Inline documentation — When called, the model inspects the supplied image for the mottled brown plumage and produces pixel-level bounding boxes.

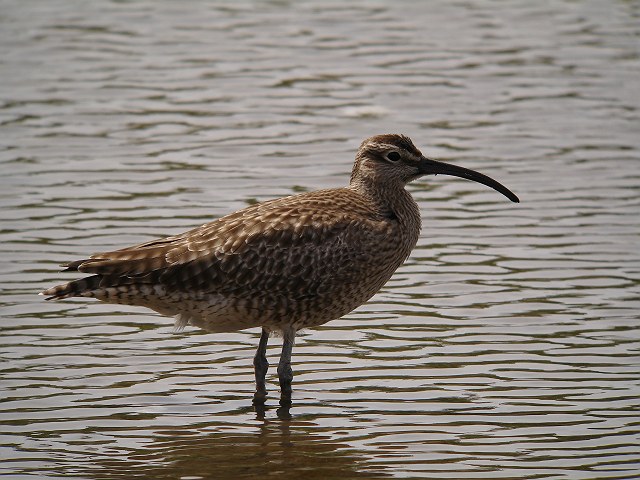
[42,134,519,405]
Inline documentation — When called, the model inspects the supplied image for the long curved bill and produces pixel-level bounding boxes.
[419,157,519,203]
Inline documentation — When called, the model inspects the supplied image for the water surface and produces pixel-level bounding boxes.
[1,1,639,478]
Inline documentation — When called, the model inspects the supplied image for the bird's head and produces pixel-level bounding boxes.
[350,134,519,203]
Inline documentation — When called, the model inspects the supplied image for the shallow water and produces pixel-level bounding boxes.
[1,1,640,478]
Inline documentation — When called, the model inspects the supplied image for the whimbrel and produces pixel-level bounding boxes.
[42,134,519,406]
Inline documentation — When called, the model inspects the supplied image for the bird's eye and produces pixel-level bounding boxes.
[386,151,401,162]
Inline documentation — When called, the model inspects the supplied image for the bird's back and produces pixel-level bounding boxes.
[43,186,420,332]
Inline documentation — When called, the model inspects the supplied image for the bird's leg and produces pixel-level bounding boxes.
[252,328,269,405]
[277,326,296,406]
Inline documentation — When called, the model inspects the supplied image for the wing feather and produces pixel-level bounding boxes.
[61,189,392,299]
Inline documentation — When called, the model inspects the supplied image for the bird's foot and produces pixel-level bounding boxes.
[277,391,292,419]
[252,388,267,405]
[279,389,292,407]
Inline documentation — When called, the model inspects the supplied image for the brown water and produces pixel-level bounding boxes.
[2,1,640,478]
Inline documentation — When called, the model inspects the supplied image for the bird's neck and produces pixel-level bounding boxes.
[349,176,421,230]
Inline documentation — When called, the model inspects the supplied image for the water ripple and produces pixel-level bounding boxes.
[2,0,640,478]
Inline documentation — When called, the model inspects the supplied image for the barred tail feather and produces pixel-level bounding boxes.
[40,275,103,301]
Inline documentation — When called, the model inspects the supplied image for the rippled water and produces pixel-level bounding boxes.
[2,1,640,478]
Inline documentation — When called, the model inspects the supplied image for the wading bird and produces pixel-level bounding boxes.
[42,134,519,406]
